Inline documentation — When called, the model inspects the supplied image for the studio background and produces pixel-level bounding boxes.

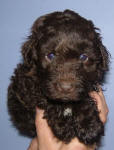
[0,0,114,150]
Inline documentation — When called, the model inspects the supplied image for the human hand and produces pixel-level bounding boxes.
[28,108,95,150]
[89,86,109,124]
[28,88,108,150]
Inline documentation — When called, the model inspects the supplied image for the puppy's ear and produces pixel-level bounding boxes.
[96,42,110,82]
[99,43,110,71]
[21,16,46,66]
[21,37,38,66]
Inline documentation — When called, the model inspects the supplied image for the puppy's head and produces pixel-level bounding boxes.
[22,10,110,102]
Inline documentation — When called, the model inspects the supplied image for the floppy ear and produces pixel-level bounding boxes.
[21,37,38,66]
[21,15,46,66]
[88,21,110,72]
[96,40,110,83]
[99,43,110,71]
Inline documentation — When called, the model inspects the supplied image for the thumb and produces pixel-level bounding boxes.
[35,107,55,143]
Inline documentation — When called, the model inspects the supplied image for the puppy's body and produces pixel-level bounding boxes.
[8,10,109,147]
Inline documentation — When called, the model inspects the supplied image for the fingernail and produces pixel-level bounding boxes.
[89,92,95,96]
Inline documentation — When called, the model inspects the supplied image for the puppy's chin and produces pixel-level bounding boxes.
[46,94,81,103]
[53,97,79,103]
[43,87,84,103]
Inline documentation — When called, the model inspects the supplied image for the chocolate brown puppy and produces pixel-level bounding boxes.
[8,10,110,147]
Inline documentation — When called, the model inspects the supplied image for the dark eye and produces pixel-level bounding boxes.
[80,54,88,62]
[45,53,55,62]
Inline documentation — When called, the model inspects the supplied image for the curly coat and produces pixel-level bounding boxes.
[8,10,110,147]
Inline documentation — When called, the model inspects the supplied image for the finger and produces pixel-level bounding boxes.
[97,85,108,106]
[89,91,101,104]
[89,85,103,102]
[35,108,63,150]
[35,108,57,144]
[89,91,109,124]
[97,88,109,113]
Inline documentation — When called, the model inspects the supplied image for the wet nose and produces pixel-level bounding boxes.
[57,81,74,92]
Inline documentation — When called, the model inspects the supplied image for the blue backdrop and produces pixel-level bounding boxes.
[0,0,114,149]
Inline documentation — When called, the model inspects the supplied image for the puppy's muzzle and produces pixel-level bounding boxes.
[57,81,75,93]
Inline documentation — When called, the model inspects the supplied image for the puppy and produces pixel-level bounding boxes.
[8,9,110,147]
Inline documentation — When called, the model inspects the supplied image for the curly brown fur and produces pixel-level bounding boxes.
[8,10,110,147]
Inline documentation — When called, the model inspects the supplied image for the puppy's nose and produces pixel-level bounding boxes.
[58,81,74,92]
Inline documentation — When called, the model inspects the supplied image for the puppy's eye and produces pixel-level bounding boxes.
[80,54,88,62]
[45,53,55,62]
